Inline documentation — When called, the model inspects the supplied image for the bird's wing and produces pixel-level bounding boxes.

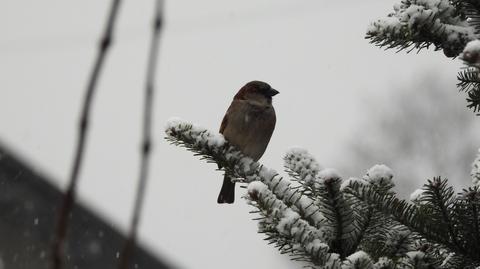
[219,111,228,134]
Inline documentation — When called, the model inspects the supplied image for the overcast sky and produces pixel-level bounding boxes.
[1,1,474,268]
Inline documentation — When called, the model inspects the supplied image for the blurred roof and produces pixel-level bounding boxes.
[0,143,173,269]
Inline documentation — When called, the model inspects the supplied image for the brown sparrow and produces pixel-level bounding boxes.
[217,81,279,203]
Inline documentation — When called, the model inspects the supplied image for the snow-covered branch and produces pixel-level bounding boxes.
[473,148,480,186]
[165,118,325,228]
[284,148,322,188]
[165,118,470,268]
[458,42,480,114]
[246,181,340,267]
[368,0,480,114]
[367,0,476,57]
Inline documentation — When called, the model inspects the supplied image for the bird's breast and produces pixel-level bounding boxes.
[222,103,276,161]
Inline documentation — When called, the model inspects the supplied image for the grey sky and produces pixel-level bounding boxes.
[0,0,470,268]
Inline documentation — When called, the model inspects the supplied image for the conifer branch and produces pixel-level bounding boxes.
[381,225,414,258]
[453,0,480,35]
[466,88,480,113]
[438,253,467,268]
[455,187,480,260]
[341,251,374,269]
[424,178,462,251]
[343,178,480,265]
[366,0,476,57]
[457,68,480,93]
[369,0,480,115]
[473,149,480,186]
[284,148,321,194]
[165,119,326,229]
[247,182,339,267]
[315,174,353,259]
[344,182,438,243]
[165,120,450,267]
[460,42,480,114]
[349,205,373,254]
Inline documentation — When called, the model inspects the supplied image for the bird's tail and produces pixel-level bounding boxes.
[217,175,235,204]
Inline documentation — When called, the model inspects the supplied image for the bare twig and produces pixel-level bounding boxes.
[52,1,123,268]
[118,1,164,268]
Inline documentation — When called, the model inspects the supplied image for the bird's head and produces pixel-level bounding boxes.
[234,81,279,105]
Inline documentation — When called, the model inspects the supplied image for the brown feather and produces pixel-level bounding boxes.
[219,114,228,134]
[217,80,277,204]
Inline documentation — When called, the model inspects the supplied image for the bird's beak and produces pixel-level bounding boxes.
[268,88,280,97]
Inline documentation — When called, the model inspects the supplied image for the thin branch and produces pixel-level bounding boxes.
[118,1,164,268]
[51,1,123,268]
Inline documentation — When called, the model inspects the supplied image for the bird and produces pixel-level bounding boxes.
[217,81,279,204]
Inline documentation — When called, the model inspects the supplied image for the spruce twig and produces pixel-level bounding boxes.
[350,206,373,253]
[428,178,463,252]
[52,1,122,268]
[320,177,351,258]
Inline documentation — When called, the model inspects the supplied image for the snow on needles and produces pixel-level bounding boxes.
[345,250,371,262]
[374,257,395,268]
[249,181,331,261]
[168,119,433,267]
[461,40,480,67]
[342,251,373,268]
[367,0,475,54]
[472,148,480,187]
[410,188,426,204]
[165,117,226,148]
[340,177,368,192]
[406,251,426,261]
[318,168,340,181]
[247,181,268,200]
[365,164,394,188]
[276,208,300,235]
[165,118,326,228]
[284,148,321,185]
[463,40,480,55]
